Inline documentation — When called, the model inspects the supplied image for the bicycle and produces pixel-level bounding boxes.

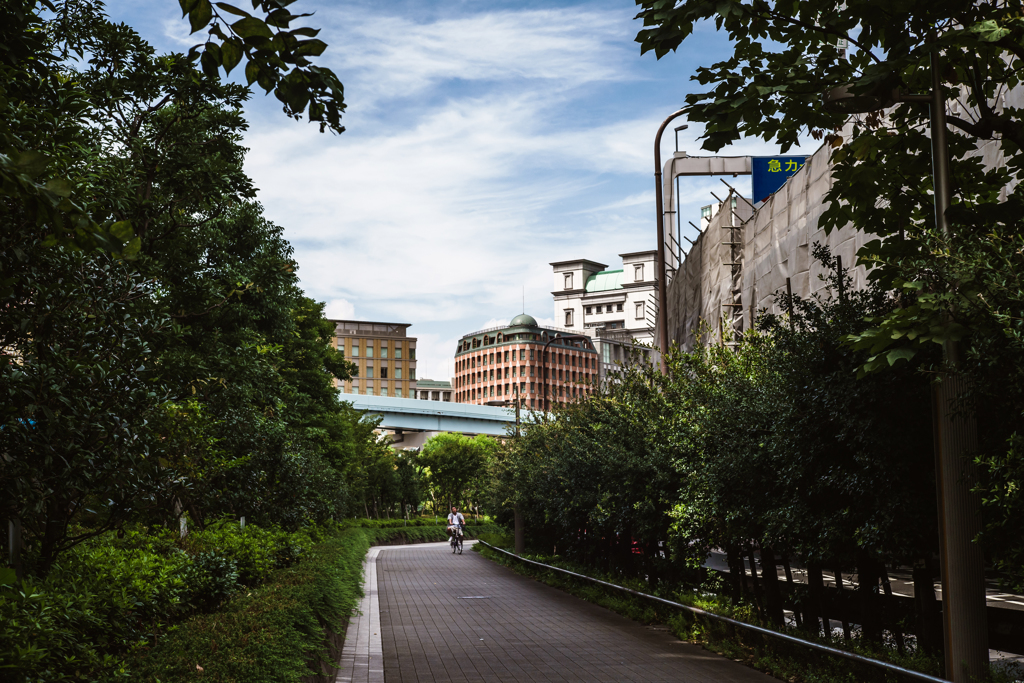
[448,525,463,554]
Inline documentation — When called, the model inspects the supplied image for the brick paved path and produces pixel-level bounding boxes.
[374,542,774,683]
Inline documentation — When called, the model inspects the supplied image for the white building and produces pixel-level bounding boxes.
[550,251,658,380]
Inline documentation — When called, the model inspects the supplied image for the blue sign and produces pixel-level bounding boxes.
[752,156,807,204]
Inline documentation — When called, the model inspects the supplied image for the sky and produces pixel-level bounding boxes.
[110,0,791,382]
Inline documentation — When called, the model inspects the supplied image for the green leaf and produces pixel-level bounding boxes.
[294,38,326,57]
[189,0,213,33]
[109,221,134,242]
[232,16,274,39]
[43,178,73,198]
[0,568,16,585]
[245,60,260,85]
[214,2,251,17]
[885,348,917,366]
[970,20,1011,43]
[12,150,50,179]
[221,38,243,74]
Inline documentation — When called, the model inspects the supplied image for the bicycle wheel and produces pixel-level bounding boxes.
[457,536,463,554]
[451,536,456,553]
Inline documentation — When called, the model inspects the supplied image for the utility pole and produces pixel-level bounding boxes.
[513,384,524,555]
[653,108,687,374]
[823,50,988,681]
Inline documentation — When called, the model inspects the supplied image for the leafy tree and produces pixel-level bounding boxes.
[419,433,489,514]
[633,0,1024,589]
[1,0,367,574]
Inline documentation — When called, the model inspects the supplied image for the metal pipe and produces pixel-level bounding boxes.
[654,108,687,375]
[478,541,948,683]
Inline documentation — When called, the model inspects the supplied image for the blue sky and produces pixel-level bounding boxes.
[110,0,790,381]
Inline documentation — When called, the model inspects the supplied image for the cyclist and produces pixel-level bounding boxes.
[447,505,465,540]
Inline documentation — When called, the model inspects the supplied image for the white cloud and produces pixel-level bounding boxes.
[323,298,356,320]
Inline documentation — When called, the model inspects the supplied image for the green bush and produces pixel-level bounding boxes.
[124,527,370,683]
[346,516,492,529]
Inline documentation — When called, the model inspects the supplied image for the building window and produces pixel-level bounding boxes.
[585,306,592,315]
[381,345,388,358]
[565,309,574,326]
[352,343,360,357]
[443,392,451,401]
[410,368,416,380]
[381,367,388,379]
[366,344,374,358]
[489,369,494,380]
[381,387,388,397]
[365,366,374,379]
[520,349,526,361]
[529,349,534,360]
[530,382,535,393]
[617,303,623,312]
[396,368,402,379]
[503,368,508,379]
[336,339,344,352]
[504,351,509,362]
[395,387,402,398]
[395,347,402,359]
[564,272,573,290]
[366,386,373,396]
[409,348,416,360]
[634,264,644,281]
[635,302,645,320]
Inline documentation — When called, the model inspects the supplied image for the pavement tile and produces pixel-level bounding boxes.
[377,545,776,682]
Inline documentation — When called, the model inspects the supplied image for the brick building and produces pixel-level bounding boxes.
[453,314,598,410]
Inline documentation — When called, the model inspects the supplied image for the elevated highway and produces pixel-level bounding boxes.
[341,394,516,448]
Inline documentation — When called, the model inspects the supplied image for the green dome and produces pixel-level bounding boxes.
[509,313,537,327]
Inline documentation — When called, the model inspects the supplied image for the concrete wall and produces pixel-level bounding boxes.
[665,130,869,350]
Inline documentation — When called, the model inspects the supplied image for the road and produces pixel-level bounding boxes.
[338,541,776,683]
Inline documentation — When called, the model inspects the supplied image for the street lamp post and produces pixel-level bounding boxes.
[540,333,594,411]
[824,52,987,682]
[486,388,523,554]
[654,108,687,375]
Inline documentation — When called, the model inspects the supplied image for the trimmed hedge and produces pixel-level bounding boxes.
[121,524,505,682]
[345,517,494,529]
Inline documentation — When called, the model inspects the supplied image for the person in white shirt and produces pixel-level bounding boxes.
[447,506,465,538]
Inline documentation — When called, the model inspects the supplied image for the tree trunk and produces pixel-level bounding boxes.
[880,564,905,653]
[835,568,852,642]
[857,552,883,645]
[760,546,785,626]
[781,555,802,627]
[747,545,764,615]
[726,544,745,601]
[806,561,826,636]
[913,558,942,657]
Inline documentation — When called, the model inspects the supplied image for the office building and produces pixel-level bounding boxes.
[550,251,658,379]
[453,313,598,410]
[331,320,417,398]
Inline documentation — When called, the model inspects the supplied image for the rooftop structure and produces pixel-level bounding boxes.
[550,252,658,380]
[414,379,452,402]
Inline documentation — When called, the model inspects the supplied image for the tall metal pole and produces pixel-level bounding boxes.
[513,385,524,555]
[928,49,988,683]
[654,109,687,374]
[540,333,593,411]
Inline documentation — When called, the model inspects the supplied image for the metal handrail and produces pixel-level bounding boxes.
[477,541,947,683]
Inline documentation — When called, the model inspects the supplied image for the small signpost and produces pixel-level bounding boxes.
[752,156,807,204]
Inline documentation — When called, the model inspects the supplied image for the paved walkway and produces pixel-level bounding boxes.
[339,541,775,683]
